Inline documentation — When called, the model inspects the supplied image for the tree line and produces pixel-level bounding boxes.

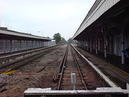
[53,33,66,44]
[53,33,73,44]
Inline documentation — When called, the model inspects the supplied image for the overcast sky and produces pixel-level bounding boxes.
[0,0,95,40]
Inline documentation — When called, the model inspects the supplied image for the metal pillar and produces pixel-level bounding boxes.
[90,40,92,52]
[104,38,107,58]
[96,39,98,54]
[121,33,125,64]
[102,26,107,59]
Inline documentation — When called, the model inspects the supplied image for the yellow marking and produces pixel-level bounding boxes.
[3,70,16,75]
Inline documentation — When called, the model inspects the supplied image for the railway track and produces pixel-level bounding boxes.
[59,45,88,90]
[24,44,129,97]
[71,47,88,90]
[0,45,58,74]
[53,44,119,90]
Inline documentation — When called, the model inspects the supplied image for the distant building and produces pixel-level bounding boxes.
[0,27,54,54]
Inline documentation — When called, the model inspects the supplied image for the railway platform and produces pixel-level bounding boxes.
[77,47,129,88]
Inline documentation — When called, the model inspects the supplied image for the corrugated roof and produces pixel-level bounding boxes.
[74,0,100,36]
[73,0,120,39]
[0,27,51,41]
[86,0,101,20]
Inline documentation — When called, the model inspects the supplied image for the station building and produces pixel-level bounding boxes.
[0,27,55,54]
[73,0,129,69]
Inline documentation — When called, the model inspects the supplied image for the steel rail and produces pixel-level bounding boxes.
[53,45,68,82]
[0,45,58,73]
[0,44,61,58]
[71,47,88,90]
[0,45,58,60]
[71,44,118,88]
[57,45,69,90]
[1,45,61,65]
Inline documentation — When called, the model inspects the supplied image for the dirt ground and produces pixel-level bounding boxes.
[0,45,66,97]
[1,44,128,97]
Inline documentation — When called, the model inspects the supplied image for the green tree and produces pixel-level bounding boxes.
[53,33,61,44]
[60,37,67,43]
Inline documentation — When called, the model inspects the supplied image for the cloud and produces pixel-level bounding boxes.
[0,0,95,40]
[0,0,8,23]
